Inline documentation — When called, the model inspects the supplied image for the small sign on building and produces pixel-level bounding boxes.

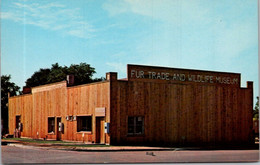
[95,107,106,117]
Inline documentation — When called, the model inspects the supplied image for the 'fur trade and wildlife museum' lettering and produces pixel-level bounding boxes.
[128,66,240,86]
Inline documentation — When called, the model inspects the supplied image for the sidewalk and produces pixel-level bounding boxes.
[2,138,259,152]
[1,139,176,152]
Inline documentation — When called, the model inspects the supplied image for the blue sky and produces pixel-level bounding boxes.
[1,0,258,102]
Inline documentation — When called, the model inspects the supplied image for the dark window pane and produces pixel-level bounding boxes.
[128,116,144,135]
[136,120,143,126]
[128,117,134,125]
[128,126,134,133]
[77,116,92,132]
[136,126,143,134]
[48,117,55,133]
[86,117,92,131]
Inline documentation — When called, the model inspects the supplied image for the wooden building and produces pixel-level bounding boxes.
[8,64,254,146]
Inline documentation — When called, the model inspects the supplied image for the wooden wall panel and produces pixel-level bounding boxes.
[112,80,254,146]
[67,82,110,142]
[8,99,14,135]
[8,94,33,137]
[31,82,67,139]
[185,85,193,144]
[201,86,207,143]
[232,88,238,143]
[244,87,253,142]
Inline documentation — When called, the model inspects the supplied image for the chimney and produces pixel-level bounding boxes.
[247,81,253,89]
[106,72,117,81]
[22,87,31,94]
[67,75,74,86]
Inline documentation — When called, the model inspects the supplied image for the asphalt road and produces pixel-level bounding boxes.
[1,145,259,164]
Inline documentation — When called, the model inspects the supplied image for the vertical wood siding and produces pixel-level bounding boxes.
[111,81,253,146]
[31,85,67,139]
[9,81,110,143]
[8,75,253,146]
[9,94,33,137]
[66,82,110,142]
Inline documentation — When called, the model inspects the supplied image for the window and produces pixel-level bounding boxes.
[128,116,144,135]
[48,117,55,133]
[77,116,92,132]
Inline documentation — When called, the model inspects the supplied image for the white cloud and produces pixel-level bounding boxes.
[1,2,95,39]
[103,0,210,25]
[102,0,131,16]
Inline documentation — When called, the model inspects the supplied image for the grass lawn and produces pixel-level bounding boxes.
[2,138,174,148]
[2,138,112,147]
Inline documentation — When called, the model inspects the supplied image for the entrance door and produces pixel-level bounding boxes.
[56,117,61,141]
[96,117,105,144]
[15,116,21,129]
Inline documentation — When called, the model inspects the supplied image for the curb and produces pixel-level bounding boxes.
[5,140,258,152]
[59,148,176,152]
[7,143,43,150]
[6,143,176,152]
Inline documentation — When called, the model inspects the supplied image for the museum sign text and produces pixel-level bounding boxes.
[127,65,241,86]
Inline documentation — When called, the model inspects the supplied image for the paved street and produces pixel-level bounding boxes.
[1,145,259,164]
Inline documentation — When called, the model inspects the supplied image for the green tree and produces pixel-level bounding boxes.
[25,68,51,87]
[47,63,67,84]
[253,96,259,119]
[25,62,103,87]
[1,75,21,134]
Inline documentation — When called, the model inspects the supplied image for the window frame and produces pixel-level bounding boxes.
[48,117,55,134]
[127,116,145,136]
[76,115,92,133]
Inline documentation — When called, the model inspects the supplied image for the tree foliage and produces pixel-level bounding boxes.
[1,75,21,133]
[253,96,259,119]
[1,75,21,108]
[25,63,104,87]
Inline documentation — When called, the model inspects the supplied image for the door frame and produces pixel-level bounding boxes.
[15,115,21,129]
[56,117,61,141]
[96,117,105,144]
